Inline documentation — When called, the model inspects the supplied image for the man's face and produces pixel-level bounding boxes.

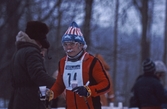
[62,41,84,57]
[155,72,165,79]
[41,48,47,58]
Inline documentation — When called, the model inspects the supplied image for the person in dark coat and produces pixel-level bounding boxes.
[131,58,167,109]
[155,61,167,109]
[8,21,56,109]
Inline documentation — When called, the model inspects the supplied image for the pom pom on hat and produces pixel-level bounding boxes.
[142,58,156,74]
[62,21,87,49]
[25,21,50,48]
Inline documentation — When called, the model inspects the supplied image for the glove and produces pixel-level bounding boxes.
[72,86,91,97]
[46,89,54,101]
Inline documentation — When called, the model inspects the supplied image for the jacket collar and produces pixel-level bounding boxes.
[15,31,40,48]
[16,41,41,51]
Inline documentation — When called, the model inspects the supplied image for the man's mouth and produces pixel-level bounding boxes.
[66,49,73,53]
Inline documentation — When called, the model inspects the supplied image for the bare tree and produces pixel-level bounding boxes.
[83,0,94,51]
[163,0,167,65]
[112,0,119,103]
[133,0,151,71]
[0,1,27,104]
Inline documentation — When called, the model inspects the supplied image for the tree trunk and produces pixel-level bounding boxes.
[83,0,93,51]
[163,0,167,88]
[140,0,149,65]
[0,0,23,100]
[112,0,119,103]
[163,0,167,65]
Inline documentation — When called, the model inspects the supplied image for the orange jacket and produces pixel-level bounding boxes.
[51,52,110,109]
[95,54,114,106]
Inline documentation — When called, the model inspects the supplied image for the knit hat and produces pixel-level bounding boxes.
[25,21,50,48]
[61,21,87,49]
[155,61,167,73]
[142,58,156,73]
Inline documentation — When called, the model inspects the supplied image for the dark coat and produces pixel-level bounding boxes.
[132,74,167,108]
[8,36,55,109]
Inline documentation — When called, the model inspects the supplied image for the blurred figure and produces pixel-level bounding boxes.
[95,53,114,106]
[154,61,167,86]
[130,58,167,109]
[155,61,167,109]
[8,21,56,109]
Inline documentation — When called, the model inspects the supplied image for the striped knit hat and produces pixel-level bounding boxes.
[61,21,87,49]
[142,58,156,74]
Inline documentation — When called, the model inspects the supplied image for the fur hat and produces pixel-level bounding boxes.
[142,58,156,74]
[61,21,87,49]
[25,21,50,48]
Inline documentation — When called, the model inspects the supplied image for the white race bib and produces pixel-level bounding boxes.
[63,53,86,90]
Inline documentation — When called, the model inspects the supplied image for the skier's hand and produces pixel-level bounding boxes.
[46,89,54,101]
[72,86,91,97]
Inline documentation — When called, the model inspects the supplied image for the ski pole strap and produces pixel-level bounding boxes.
[84,86,91,98]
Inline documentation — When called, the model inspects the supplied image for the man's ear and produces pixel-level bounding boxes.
[79,43,84,48]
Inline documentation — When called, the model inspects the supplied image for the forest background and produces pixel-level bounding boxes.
[0,0,167,107]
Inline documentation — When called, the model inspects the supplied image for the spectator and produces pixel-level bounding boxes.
[155,61,167,109]
[154,61,167,86]
[130,58,167,109]
[8,21,56,109]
